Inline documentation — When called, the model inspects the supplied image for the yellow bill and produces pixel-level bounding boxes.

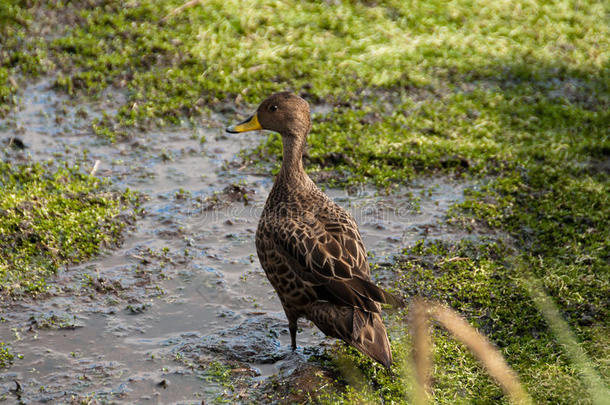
[226,113,262,133]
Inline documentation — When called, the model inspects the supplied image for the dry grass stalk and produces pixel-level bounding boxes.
[425,301,532,405]
[411,298,432,405]
[161,0,203,23]
[89,160,101,176]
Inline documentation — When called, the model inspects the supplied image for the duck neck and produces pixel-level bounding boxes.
[278,131,308,186]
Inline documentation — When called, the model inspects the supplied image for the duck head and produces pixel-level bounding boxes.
[226,92,311,137]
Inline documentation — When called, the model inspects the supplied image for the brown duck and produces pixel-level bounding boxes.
[227,92,402,368]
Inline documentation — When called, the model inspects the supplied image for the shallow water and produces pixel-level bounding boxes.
[0,81,476,404]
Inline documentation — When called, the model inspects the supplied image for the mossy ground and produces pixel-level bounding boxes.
[1,0,608,403]
[318,239,608,405]
[0,342,13,369]
[0,160,138,296]
[0,159,138,377]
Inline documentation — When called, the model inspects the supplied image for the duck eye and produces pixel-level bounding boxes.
[269,105,278,112]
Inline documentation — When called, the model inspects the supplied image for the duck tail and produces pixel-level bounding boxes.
[309,303,393,369]
[350,309,393,369]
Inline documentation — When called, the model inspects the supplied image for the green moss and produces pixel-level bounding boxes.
[320,241,606,404]
[0,161,138,296]
[321,156,608,403]
[0,67,17,115]
[0,342,14,369]
[4,0,608,134]
[248,80,607,186]
[0,0,46,116]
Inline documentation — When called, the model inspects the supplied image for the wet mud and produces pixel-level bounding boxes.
[1,81,479,404]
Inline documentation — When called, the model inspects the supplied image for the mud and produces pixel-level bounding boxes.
[0,81,479,404]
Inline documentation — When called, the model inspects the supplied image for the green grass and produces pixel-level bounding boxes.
[2,0,609,403]
[2,0,607,133]
[317,240,608,405]
[250,84,608,184]
[0,342,14,369]
[0,161,138,296]
[0,0,46,116]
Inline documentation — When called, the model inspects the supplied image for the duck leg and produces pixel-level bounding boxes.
[289,320,297,350]
[285,312,298,350]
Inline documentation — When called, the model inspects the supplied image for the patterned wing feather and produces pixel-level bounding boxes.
[270,201,401,311]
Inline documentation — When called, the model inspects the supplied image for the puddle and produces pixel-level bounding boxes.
[1,81,478,403]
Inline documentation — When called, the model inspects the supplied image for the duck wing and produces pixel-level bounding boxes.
[269,202,402,312]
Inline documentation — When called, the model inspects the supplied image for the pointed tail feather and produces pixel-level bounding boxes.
[351,310,393,369]
[309,303,393,368]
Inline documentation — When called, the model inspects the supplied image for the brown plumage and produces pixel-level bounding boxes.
[227,92,402,368]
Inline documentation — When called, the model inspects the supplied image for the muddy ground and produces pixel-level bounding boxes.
[0,81,484,404]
